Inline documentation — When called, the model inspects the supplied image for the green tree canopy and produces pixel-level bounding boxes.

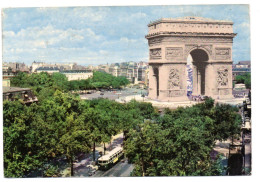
[235,73,251,89]
[125,98,241,176]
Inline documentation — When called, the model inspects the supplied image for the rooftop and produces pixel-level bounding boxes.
[237,61,251,65]
[148,16,233,26]
[3,86,31,93]
[36,66,60,71]
[60,70,92,73]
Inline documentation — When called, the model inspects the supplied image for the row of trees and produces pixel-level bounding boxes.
[10,71,130,95]
[3,90,155,177]
[125,98,242,176]
[4,95,241,177]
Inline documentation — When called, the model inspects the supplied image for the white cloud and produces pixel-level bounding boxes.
[3,25,104,50]
[118,12,147,22]
[238,22,250,29]
[132,12,147,18]
[3,30,15,37]
[2,6,250,64]
[72,7,111,22]
[119,37,137,43]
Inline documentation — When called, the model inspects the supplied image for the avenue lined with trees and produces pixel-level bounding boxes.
[3,71,242,177]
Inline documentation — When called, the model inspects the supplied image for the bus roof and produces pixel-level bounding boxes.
[98,146,123,161]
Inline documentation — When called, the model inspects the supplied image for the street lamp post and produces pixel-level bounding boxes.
[142,94,145,102]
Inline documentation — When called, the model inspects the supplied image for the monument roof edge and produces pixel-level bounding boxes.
[148,17,233,26]
[145,32,237,39]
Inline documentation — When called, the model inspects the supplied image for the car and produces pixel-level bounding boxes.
[100,92,104,95]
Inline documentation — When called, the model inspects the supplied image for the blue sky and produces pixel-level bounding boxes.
[2,5,250,65]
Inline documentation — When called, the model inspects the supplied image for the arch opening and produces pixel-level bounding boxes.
[187,49,209,96]
[153,67,159,97]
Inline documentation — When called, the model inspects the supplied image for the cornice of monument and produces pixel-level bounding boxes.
[145,32,237,39]
[148,16,233,26]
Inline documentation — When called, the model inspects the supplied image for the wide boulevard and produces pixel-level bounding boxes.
[92,159,134,177]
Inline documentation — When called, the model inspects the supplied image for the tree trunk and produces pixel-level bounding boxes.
[69,156,74,177]
[141,156,145,176]
[93,142,96,161]
[104,142,106,155]
[123,130,128,146]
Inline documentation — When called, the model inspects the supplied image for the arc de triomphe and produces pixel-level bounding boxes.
[146,17,237,101]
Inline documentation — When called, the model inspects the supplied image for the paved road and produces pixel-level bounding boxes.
[92,160,134,177]
[244,132,251,172]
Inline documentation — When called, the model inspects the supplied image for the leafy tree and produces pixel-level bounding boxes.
[125,121,168,176]
[3,101,45,177]
[79,107,104,161]
[52,72,69,91]
[59,113,90,176]
[235,73,251,89]
[43,164,61,177]
[212,103,241,141]
[39,90,91,176]
[10,71,28,87]
[125,98,241,176]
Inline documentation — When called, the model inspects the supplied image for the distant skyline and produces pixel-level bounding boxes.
[2,5,250,65]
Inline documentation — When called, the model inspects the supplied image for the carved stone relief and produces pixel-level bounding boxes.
[215,48,231,60]
[165,47,183,60]
[202,45,213,55]
[184,44,197,57]
[168,68,180,89]
[150,48,161,59]
[219,89,230,95]
[167,90,185,97]
[184,44,213,58]
[149,37,163,46]
[217,67,229,87]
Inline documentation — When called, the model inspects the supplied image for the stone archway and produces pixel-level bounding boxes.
[189,49,209,96]
[146,17,236,101]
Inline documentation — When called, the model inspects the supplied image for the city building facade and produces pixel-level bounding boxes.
[232,61,251,80]
[60,70,93,81]
[31,61,76,72]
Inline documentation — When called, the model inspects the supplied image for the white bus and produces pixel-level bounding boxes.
[97,146,124,170]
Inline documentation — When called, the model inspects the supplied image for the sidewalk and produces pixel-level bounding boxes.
[117,95,198,109]
[61,133,124,177]
[118,94,247,109]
